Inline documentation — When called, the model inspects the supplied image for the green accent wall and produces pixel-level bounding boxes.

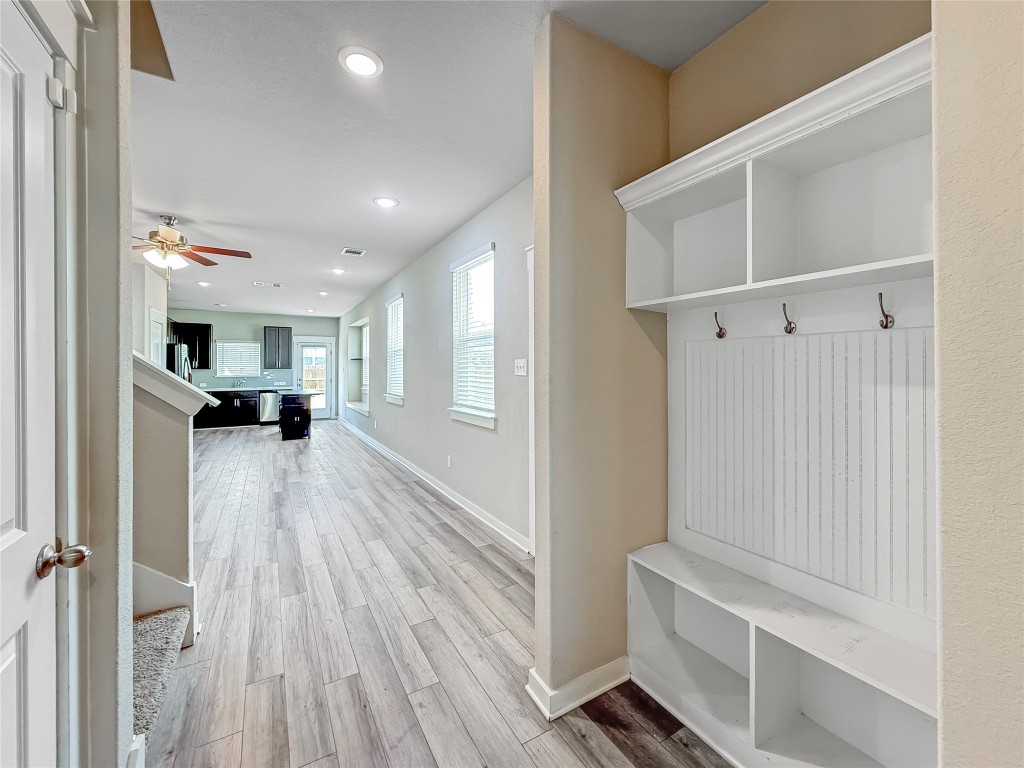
[169,308,339,390]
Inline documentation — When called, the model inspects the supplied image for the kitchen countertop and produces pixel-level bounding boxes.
[199,387,323,395]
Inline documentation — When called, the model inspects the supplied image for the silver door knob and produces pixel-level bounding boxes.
[36,541,92,579]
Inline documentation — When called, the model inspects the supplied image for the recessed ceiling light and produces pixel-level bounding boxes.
[318,291,329,296]
[373,197,399,208]
[331,268,346,275]
[197,281,211,287]
[306,309,315,313]
[338,46,383,78]
[215,303,227,307]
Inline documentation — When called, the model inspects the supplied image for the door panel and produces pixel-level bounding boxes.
[295,341,333,419]
[1,3,58,766]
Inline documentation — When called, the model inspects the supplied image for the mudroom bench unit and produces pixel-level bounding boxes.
[616,34,937,768]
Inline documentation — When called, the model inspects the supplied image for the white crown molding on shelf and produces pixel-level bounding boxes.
[338,418,531,554]
[133,351,218,415]
[614,34,931,212]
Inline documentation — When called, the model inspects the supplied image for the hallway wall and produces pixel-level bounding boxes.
[339,178,532,545]
[667,0,931,159]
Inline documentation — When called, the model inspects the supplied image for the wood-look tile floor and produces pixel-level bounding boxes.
[148,421,729,768]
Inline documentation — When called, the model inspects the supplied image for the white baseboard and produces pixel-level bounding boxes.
[126,733,146,768]
[339,418,532,554]
[132,562,199,647]
[526,656,630,720]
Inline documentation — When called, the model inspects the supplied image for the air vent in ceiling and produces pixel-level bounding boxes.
[341,247,367,258]
[253,281,283,288]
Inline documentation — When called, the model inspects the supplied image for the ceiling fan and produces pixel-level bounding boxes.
[133,214,252,272]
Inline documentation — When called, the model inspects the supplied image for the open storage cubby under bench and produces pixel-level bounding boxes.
[629,543,937,768]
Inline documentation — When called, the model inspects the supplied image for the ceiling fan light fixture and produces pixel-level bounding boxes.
[143,248,168,269]
[165,252,189,270]
[339,46,383,78]
[373,196,399,209]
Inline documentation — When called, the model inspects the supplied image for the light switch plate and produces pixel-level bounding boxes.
[514,359,528,376]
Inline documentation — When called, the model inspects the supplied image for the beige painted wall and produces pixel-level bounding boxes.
[668,0,931,159]
[340,178,532,540]
[933,2,1023,765]
[133,389,192,583]
[534,15,669,688]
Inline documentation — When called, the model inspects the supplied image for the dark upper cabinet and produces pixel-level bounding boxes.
[170,321,212,369]
[263,326,292,369]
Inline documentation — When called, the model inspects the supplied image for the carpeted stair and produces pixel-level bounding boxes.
[133,607,190,738]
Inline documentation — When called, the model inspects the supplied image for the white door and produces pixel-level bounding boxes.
[294,339,334,419]
[149,308,168,365]
[1,4,63,766]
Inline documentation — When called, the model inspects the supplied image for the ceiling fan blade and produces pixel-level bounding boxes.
[190,245,252,259]
[133,235,149,241]
[132,245,155,250]
[181,250,218,267]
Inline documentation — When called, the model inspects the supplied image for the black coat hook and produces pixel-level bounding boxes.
[782,303,797,334]
[714,312,726,339]
[878,292,895,329]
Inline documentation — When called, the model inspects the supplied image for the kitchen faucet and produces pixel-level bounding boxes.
[234,379,245,387]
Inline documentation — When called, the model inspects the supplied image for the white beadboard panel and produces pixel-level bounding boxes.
[684,328,935,617]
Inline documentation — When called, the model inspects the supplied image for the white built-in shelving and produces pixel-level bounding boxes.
[629,544,937,768]
[617,34,937,768]
[616,39,933,314]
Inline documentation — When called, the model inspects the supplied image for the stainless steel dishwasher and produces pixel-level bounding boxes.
[259,391,280,424]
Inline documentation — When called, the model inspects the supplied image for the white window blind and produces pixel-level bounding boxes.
[361,324,370,400]
[215,340,261,377]
[386,296,404,398]
[451,244,495,416]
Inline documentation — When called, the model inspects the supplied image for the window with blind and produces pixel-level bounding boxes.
[361,324,370,400]
[451,243,495,426]
[385,295,404,404]
[215,340,261,377]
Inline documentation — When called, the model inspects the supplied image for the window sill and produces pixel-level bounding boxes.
[346,401,370,416]
[385,394,404,406]
[449,407,496,430]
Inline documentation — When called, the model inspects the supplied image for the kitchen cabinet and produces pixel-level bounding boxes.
[263,326,292,370]
[194,390,260,429]
[170,321,212,369]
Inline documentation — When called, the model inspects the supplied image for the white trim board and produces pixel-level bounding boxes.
[526,657,630,720]
[132,562,199,648]
[338,418,530,554]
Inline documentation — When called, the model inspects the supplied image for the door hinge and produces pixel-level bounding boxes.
[46,76,77,113]
[46,76,64,109]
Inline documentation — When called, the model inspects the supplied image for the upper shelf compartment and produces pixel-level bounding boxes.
[616,35,932,312]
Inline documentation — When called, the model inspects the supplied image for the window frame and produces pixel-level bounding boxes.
[385,293,405,406]
[449,242,496,429]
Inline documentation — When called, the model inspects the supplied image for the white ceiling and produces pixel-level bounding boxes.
[134,1,763,317]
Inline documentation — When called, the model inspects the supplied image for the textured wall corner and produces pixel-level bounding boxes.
[933,2,1024,765]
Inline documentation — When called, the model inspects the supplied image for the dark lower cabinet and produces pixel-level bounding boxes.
[194,391,260,429]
